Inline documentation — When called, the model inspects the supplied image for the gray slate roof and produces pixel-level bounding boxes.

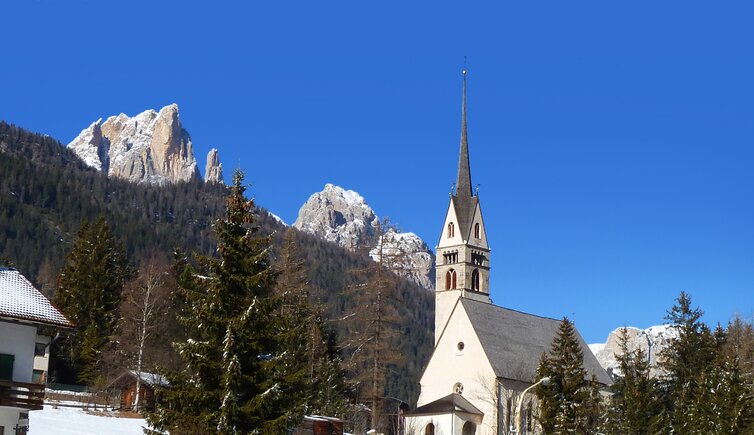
[461,298,612,385]
[0,267,73,327]
[407,393,483,416]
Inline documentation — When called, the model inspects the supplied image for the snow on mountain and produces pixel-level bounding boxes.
[589,324,677,378]
[293,184,378,250]
[67,104,221,185]
[268,211,288,226]
[370,230,435,290]
[293,184,434,289]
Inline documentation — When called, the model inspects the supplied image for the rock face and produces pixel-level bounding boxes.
[205,148,223,183]
[589,325,677,378]
[68,104,201,184]
[293,184,435,289]
[369,230,435,290]
[293,184,379,250]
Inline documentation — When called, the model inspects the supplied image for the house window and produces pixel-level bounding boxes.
[447,222,455,238]
[474,223,480,239]
[462,421,476,435]
[32,369,45,384]
[471,269,480,291]
[445,269,457,290]
[0,354,13,381]
[425,423,435,435]
[35,342,46,357]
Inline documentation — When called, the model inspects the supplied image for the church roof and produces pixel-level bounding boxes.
[450,69,481,242]
[456,69,472,198]
[451,195,479,242]
[461,298,613,386]
[406,393,483,416]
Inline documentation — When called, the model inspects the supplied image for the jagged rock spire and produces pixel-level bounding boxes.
[456,69,473,197]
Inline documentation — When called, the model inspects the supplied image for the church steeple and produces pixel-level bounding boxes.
[456,69,473,198]
[434,69,492,343]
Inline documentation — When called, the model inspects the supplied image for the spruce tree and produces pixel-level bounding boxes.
[146,170,296,434]
[536,317,601,434]
[52,216,132,384]
[603,328,659,434]
[658,291,717,433]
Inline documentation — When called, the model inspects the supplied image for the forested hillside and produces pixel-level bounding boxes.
[0,121,432,404]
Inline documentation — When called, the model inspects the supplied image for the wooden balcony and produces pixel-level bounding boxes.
[0,379,45,410]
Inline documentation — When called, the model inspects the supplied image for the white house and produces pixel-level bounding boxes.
[0,267,72,434]
[404,72,611,435]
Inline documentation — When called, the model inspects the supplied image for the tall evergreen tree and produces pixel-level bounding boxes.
[52,216,132,384]
[602,328,660,434]
[657,291,717,433]
[536,317,601,434]
[147,170,296,434]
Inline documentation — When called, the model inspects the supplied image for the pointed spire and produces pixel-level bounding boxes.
[456,68,473,197]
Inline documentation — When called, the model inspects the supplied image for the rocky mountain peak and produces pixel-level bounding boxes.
[589,324,677,378]
[293,184,378,250]
[67,104,222,185]
[293,184,434,289]
[205,148,223,184]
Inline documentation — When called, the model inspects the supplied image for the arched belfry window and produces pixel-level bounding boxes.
[446,269,457,290]
[447,222,455,238]
[471,269,480,291]
[425,423,435,435]
[474,222,480,239]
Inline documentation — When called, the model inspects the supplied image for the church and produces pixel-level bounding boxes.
[403,72,611,435]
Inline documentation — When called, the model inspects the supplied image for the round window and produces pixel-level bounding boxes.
[457,341,465,351]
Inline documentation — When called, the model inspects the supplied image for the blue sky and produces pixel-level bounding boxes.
[2,1,752,343]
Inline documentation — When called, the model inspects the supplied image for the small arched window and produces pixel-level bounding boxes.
[471,269,480,291]
[462,422,476,435]
[425,423,435,435]
[474,223,480,239]
[447,222,455,238]
[445,269,457,290]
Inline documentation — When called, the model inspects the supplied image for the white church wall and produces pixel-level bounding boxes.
[418,304,499,434]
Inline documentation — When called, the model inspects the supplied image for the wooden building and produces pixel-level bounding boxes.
[293,415,344,435]
[111,370,167,412]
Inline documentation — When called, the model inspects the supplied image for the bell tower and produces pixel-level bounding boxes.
[434,69,491,343]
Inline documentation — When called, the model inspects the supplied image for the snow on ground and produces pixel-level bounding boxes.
[30,405,145,435]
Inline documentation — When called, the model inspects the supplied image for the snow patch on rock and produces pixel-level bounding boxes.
[293,184,434,289]
[68,104,222,185]
[589,324,677,378]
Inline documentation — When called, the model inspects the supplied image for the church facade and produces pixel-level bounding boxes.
[404,72,610,435]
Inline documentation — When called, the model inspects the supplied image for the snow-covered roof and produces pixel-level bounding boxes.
[127,370,168,386]
[0,267,73,327]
